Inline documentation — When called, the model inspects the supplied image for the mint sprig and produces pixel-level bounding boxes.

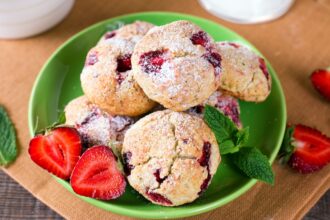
[0,106,17,166]
[230,147,274,184]
[204,105,274,185]
[203,105,249,154]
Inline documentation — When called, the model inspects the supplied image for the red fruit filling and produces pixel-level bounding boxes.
[198,141,211,167]
[123,151,134,176]
[104,31,116,39]
[115,54,132,84]
[199,173,211,195]
[85,51,99,66]
[139,50,168,74]
[228,42,240,48]
[258,58,269,80]
[203,52,222,76]
[146,189,172,205]
[198,141,212,195]
[153,169,167,184]
[215,97,241,126]
[117,54,132,73]
[78,108,100,126]
[190,31,209,47]
[75,108,102,150]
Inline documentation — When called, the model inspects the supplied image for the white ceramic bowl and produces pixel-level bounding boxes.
[0,0,75,39]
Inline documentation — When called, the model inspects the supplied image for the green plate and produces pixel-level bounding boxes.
[28,12,286,219]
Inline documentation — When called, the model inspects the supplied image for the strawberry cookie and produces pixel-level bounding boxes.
[132,20,220,111]
[188,90,242,128]
[122,110,220,206]
[81,22,156,116]
[81,42,156,116]
[65,96,134,151]
[216,42,271,102]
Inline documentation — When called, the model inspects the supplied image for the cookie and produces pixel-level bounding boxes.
[122,110,220,206]
[216,42,271,102]
[132,20,220,111]
[188,90,242,128]
[65,96,134,152]
[81,42,156,116]
[98,21,155,46]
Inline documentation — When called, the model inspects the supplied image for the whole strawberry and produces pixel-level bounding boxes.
[29,127,82,179]
[279,124,330,173]
[310,68,330,101]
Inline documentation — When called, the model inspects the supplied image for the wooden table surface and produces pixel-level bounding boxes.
[2,170,328,219]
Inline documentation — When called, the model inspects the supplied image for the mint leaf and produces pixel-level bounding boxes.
[204,105,240,154]
[235,126,249,147]
[0,106,17,166]
[230,147,274,185]
[278,126,294,164]
[221,140,240,154]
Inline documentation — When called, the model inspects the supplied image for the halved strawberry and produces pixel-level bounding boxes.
[310,68,330,100]
[70,146,126,200]
[280,124,330,173]
[29,127,82,179]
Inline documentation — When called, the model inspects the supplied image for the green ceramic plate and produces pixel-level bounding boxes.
[28,12,286,219]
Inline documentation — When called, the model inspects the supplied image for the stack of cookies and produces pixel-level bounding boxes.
[65,20,271,206]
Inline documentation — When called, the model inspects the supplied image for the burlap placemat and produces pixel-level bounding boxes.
[1,0,329,219]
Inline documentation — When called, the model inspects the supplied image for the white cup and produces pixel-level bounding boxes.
[199,0,295,24]
[0,0,75,39]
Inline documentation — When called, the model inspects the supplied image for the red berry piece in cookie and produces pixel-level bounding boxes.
[116,54,132,84]
[146,188,172,205]
[310,68,330,100]
[259,57,270,81]
[85,51,98,66]
[116,54,132,73]
[139,50,168,74]
[28,127,82,179]
[280,124,330,174]
[104,31,116,39]
[190,31,210,47]
[198,142,212,195]
[70,146,126,200]
[122,151,134,175]
[203,52,222,76]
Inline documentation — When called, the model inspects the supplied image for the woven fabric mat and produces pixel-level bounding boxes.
[1,0,329,219]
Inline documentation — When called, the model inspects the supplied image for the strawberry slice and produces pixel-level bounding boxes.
[70,146,126,200]
[280,124,330,173]
[310,68,330,100]
[29,127,82,179]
